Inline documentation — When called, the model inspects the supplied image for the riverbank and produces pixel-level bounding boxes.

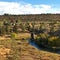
[20,40,60,60]
[0,33,60,60]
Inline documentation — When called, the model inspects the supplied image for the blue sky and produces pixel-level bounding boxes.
[0,0,59,4]
[0,0,59,5]
[0,0,60,15]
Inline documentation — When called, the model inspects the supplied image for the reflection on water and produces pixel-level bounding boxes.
[29,39,40,49]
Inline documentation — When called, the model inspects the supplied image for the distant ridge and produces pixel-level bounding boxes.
[0,14,60,22]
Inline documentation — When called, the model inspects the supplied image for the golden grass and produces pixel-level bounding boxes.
[0,47,10,57]
[0,33,60,60]
[0,36,11,40]
[16,33,31,39]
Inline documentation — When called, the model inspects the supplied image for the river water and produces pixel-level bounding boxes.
[29,39,40,49]
[29,39,60,54]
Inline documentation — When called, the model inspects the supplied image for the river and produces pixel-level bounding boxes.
[29,39,60,54]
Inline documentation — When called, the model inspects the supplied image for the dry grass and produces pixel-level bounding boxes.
[0,33,60,60]
[0,36,11,40]
[0,48,10,55]
[16,33,31,39]
[0,54,6,60]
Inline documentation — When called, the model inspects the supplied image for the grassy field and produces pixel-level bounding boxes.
[0,33,60,60]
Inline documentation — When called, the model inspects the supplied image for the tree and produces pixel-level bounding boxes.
[20,23,25,32]
[13,24,18,33]
[1,26,6,35]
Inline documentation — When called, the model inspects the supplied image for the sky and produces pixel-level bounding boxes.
[0,0,60,15]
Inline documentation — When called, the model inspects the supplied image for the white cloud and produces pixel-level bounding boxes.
[0,1,60,15]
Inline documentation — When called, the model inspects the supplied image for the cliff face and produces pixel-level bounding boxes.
[0,14,60,22]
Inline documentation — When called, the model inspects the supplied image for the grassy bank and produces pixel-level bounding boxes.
[0,33,60,60]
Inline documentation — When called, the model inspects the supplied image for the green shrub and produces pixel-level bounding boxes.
[11,33,17,39]
[48,36,60,47]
